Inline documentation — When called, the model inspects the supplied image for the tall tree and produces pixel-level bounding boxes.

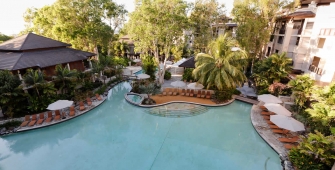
[231,0,285,70]
[193,34,248,90]
[189,0,226,53]
[128,0,189,84]
[0,71,26,117]
[0,32,12,43]
[23,0,126,56]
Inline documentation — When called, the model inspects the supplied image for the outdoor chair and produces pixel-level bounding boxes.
[278,136,299,143]
[186,89,190,96]
[259,106,268,111]
[54,110,61,121]
[272,129,290,135]
[69,106,75,117]
[181,89,185,96]
[28,114,37,126]
[284,144,297,150]
[190,89,195,97]
[20,115,31,127]
[201,91,206,98]
[168,88,173,96]
[173,88,178,96]
[269,125,282,129]
[266,120,275,125]
[262,115,270,120]
[36,113,45,125]
[261,111,275,116]
[45,111,53,123]
[162,88,168,96]
[86,97,92,106]
[206,91,211,99]
[96,94,102,101]
[79,101,86,111]
[196,90,201,98]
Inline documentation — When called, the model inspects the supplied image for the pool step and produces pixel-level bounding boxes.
[147,103,208,118]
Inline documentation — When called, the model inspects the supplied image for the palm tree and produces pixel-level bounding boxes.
[54,65,77,94]
[23,69,45,97]
[268,52,292,82]
[192,34,248,90]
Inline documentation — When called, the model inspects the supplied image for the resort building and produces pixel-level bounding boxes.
[266,0,335,85]
[0,33,95,79]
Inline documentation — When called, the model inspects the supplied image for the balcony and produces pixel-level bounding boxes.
[279,28,286,34]
[309,65,323,75]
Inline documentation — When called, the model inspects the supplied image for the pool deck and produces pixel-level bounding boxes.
[250,104,295,169]
[16,97,107,132]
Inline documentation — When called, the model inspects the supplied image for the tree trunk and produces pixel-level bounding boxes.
[94,45,99,60]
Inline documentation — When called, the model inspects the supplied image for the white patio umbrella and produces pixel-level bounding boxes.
[264,103,292,116]
[270,115,305,132]
[258,94,282,103]
[137,73,150,79]
[187,82,204,89]
[171,80,186,88]
[133,59,141,62]
[47,100,73,110]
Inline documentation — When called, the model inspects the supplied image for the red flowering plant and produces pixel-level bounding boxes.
[268,82,291,96]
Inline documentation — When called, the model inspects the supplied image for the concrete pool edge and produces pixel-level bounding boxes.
[250,105,293,170]
[124,92,235,107]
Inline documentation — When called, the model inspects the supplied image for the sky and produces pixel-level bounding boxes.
[0,0,233,36]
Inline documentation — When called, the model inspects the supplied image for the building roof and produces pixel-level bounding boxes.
[0,48,95,70]
[0,33,71,51]
[179,57,195,68]
[287,10,316,17]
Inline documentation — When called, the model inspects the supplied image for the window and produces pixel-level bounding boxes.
[309,56,325,75]
[319,28,335,36]
[275,50,279,53]
[296,37,300,46]
[277,36,284,44]
[317,38,326,48]
[266,47,271,56]
[305,22,314,29]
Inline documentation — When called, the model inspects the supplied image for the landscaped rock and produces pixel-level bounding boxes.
[284,160,294,170]
[0,127,6,133]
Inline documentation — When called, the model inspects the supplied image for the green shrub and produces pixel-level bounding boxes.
[182,68,195,82]
[213,88,234,103]
[96,85,107,95]
[164,71,171,80]
[232,89,241,95]
[0,121,22,129]
[289,131,335,170]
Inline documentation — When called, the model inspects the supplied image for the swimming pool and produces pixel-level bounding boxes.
[0,82,281,170]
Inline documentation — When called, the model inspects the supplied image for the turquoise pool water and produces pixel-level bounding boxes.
[0,82,281,170]
[135,69,143,75]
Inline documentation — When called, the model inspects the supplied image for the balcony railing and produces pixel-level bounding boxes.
[309,65,323,75]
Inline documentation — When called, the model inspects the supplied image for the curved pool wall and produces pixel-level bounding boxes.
[0,82,281,170]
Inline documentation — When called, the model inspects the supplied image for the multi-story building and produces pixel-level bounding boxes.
[266,0,335,85]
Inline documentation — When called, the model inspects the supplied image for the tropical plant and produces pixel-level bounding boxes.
[164,71,171,80]
[0,70,27,117]
[289,131,335,170]
[23,69,45,97]
[54,65,77,94]
[141,55,157,81]
[268,82,292,96]
[252,52,292,90]
[193,34,248,91]
[306,103,335,135]
[139,82,161,102]
[182,68,195,82]
[288,75,314,112]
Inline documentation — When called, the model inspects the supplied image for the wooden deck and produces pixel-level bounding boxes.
[233,95,259,105]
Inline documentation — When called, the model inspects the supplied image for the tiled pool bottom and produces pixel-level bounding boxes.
[0,82,281,170]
